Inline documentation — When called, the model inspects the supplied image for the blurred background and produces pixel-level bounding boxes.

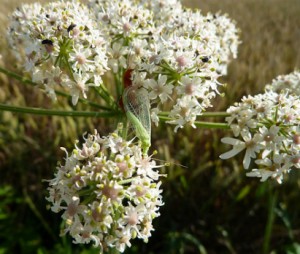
[1,0,300,253]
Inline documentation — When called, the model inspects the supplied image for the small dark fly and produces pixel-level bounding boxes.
[42,39,53,46]
[67,24,77,32]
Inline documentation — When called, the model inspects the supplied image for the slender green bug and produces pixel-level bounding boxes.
[122,86,151,156]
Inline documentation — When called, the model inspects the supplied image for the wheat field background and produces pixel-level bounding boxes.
[1,0,300,253]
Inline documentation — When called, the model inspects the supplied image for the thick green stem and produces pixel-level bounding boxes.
[262,188,278,254]
[193,121,230,129]
[198,112,230,117]
[0,66,36,86]
[159,116,230,129]
[0,103,121,118]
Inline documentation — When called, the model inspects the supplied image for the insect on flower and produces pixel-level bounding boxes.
[118,69,134,110]
[42,39,54,53]
[123,68,133,88]
[67,23,77,32]
[122,69,151,156]
[42,39,53,45]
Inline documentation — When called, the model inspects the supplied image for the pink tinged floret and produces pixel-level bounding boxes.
[72,175,85,189]
[152,83,164,94]
[135,185,147,197]
[92,207,104,222]
[185,83,196,96]
[242,135,262,169]
[293,134,300,145]
[176,55,187,68]
[115,141,125,152]
[81,230,91,239]
[80,144,90,157]
[285,114,294,122]
[117,161,128,173]
[123,22,131,32]
[127,211,139,226]
[149,54,159,64]
[94,162,104,173]
[292,156,300,164]
[102,185,119,200]
[71,27,80,37]
[67,200,79,217]
[264,133,274,142]
[76,54,87,65]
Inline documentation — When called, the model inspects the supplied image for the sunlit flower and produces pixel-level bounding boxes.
[220,90,300,183]
[146,75,173,103]
[220,130,263,169]
[47,126,164,253]
[88,0,239,131]
[265,70,300,95]
[7,0,108,103]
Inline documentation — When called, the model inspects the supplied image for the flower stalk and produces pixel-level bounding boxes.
[0,103,121,118]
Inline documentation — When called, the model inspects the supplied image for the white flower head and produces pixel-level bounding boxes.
[88,0,239,131]
[47,126,164,252]
[7,0,109,104]
[220,89,300,183]
[265,70,300,95]
[8,0,240,125]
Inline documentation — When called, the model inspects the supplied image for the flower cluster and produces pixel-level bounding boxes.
[7,0,108,105]
[220,90,300,183]
[94,0,239,131]
[265,70,300,95]
[8,0,240,131]
[208,12,240,75]
[46,127,164,252]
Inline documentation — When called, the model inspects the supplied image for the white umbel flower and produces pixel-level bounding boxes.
[88,0,240,131]
[220,90,300,183]
[265,70,300,95]
[7,0,109,104]
[47,126,164,253]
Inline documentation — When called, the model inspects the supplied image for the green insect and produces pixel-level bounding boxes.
[122,86,151,156]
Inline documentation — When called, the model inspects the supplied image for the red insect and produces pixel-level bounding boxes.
[119,69,134,111]
[123,68,134,88]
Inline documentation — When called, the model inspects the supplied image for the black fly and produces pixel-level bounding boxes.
[67,24,77,32]
[42,39,53,46]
